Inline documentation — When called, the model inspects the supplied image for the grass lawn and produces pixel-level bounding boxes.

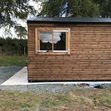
[0,56,27,66]
[0,88,111,111]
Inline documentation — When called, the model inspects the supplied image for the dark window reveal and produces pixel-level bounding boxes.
[53,32,66,50]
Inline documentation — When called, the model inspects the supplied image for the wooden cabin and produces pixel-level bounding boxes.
[27,17,111,82]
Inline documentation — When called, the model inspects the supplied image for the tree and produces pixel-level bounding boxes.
[0,37,27,55]
[15,26,27,39]
[0,0,36,38]
[40,0,100,17]
[0,0,111,39]
[0,0,35,27]
[94,0,111,17]
[69,0,100,17]
[39,0,64,17]
[0,38,5,55]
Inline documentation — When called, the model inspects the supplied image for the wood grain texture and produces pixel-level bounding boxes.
[28,24,111,81]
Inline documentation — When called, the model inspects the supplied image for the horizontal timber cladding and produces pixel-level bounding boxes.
[28,24,111,81]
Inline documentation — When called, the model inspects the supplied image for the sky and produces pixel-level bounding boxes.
[40,32,61,43]
[0,0,42,38]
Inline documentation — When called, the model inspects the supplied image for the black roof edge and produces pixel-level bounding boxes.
[27,21,111,24]
[27,17,111,24]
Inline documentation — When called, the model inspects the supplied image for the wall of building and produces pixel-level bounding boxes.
[28,24,111,81]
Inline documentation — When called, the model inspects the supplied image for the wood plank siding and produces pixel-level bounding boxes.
[28,24,111,81]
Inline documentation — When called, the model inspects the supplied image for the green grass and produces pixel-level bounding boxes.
[0,90,41,111]
[1,89,111,111]
[0,56,27,66]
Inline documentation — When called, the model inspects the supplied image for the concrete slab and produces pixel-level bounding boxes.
[1,67,111,86]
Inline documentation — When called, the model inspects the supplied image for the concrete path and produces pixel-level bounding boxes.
[1,67,28,85]
[1,67,111,86]
[0,66,22,84]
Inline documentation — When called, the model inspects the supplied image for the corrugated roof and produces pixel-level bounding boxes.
[27,17,111,24]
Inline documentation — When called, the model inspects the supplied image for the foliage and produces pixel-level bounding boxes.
[0,0,111,38]
[0,0,35,27]
[0,0,36,38]
[40,0,100,17]
[0,37,27,56]
[40,0,111,18]
[94,0,111,17]
[68,0,100,17]
[15,26,27,39]
[40,0,64,17]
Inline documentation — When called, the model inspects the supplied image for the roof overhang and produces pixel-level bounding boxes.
[27,17,111,24]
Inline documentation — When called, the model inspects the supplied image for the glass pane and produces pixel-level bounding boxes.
[40,32,52,50]
[53,32,66,50]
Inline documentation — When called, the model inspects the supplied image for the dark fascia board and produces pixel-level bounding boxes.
[27,17,111,24]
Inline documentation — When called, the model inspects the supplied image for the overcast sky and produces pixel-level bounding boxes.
[0,0,42,38]
[40,32,61,43]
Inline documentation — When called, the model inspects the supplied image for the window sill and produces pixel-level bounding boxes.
[35,51,70,55]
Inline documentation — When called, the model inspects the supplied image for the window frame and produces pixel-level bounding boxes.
[35,28,70,54]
